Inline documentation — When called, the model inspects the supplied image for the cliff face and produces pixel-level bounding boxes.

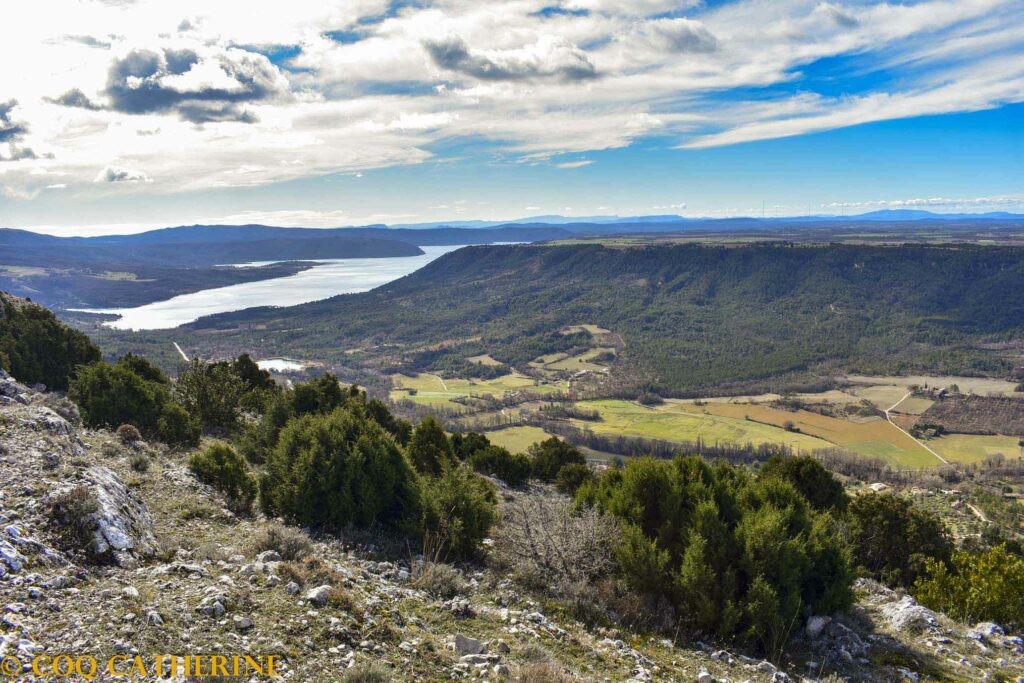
[1,375,1022,681]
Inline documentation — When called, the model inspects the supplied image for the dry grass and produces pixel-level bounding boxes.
[248,522,313,561]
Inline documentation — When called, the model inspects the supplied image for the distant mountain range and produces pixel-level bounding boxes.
[3,209,1023,259]
[386,209,1024,230]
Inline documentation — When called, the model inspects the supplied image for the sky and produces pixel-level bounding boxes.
[0,0,1022,235]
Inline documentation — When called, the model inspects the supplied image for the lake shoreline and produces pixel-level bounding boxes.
[71,245,465,331]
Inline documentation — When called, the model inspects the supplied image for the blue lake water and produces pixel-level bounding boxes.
[79,244,462,330]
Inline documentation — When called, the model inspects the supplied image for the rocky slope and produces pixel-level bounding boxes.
[1,373,1022,682]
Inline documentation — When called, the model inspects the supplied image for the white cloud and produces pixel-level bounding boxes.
[0,0,1018,203]
[554,160,593,168]
[823,195,1024,211]
[94,165,152,183]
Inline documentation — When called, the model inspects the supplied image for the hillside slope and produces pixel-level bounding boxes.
[187,243,1024,394]
[1,374,1021,682]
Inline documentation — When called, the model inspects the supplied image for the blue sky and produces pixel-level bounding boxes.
[0,0,1021,234]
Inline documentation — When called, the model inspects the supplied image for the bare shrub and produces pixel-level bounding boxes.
[513,660,578,682]
[116,423,142,444]
[48,486,99,552]
[340,662,391,682]
[326,586,362,615]
[412,562,466,600]
[278,556,341,587]
[249,523,313,561]
[493,491,617,590]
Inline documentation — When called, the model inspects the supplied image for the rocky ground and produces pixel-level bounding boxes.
[1,371,1023,682]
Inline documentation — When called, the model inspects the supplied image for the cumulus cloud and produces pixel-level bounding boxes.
[94,165,152,183]
[0,100,37,162]
[424,35,598,82]
[47,88,103,110]
[98,47,289,123]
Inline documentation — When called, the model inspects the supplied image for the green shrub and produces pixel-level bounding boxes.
[157,402,201,448]
[451,432,491,460]
[468,445,532,487]
[554,462,594,495]
[577,456,853,656]
[232,353,275,391]
[259,407,421,533]
[846,492,952,588]
[174,359,245,433]
[117,353,169,385]
[915,545,1024,628]
[759,455,848,511]
[529,437,586,482]
[189,443,257,512]
[129,453,150,473]
[421,466,497,561]
[70,361,170,433]
[407,416,455,476]
[238,376,407,463]
[0,297,100,390]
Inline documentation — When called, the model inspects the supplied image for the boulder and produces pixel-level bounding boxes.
[806,615,832,639]
[306,585,332,606]
[972,622,1005,639]
[31,407,72,437]
[455,634,485,656]
[880,596,939,633]
[80,466,158,567]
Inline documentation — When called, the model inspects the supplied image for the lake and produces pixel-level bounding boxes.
[80,244,462,330]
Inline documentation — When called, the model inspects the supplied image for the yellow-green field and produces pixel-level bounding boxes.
[687,402,940,468]
[561,324,610,335]
[571,400,834,453]
[466,354,503,366]
[545,347,614,372]
[888,395,935,415]
[929,434,1024,465]
[565,399,945,468]
[390,372,565,409]
[848,384,911,410]
[484,426,555,453]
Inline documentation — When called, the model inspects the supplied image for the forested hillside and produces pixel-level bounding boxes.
[188,243,1024,394]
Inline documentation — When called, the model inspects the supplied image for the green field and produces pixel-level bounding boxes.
[390,372,565,409]
[485,426,554,453]
[929,434,1024,465]
[545,347,614,372]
